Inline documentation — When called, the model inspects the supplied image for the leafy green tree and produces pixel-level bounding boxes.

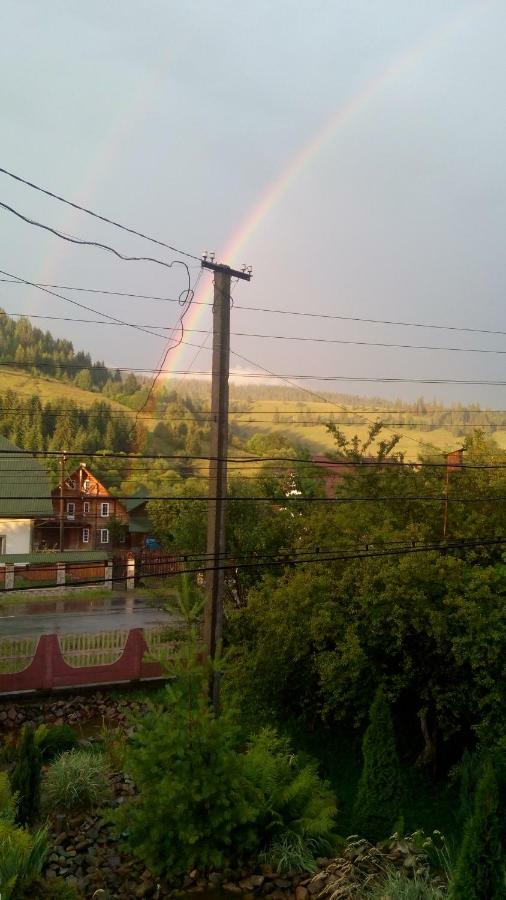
[149,474,302,607]
[352,688,403,842]
[450,760,505,899]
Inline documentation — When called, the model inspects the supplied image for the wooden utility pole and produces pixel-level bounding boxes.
[202,257,251,712]
[59,452,67,552]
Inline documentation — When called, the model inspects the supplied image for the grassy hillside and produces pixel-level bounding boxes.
[0,367,132,413]
[229,398,494,459]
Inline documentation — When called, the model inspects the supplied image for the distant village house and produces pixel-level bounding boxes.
[0,434,53,555]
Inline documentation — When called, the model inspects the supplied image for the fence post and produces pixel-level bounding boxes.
[105,560,113,590]
[56,562,66,587]
[4,564,14,591]
[126,556,135,591]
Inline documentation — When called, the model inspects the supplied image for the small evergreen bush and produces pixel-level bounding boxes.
[11,726,41,826]
[352,688,403,842]
[35,724,77,761]
[114,663,337,876]
[450,760,505,899]
[113,679,261,876]
[42,749,110,812]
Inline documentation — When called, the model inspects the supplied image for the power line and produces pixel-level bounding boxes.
[0,281,187,304]
[5,310,506,357]
[4,359,506,386]
[8,492,506,503]
[0,202,193,288]
[3,535,506,594]
[0,267,184,343]
[0,412,504,429]
[0,165,201,261]
[135,269,203,422]
[3,448,506,468]
[231,303,506,338]
[4,275,506,340]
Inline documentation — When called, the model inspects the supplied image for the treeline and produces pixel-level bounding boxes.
[0,392,133,454]
[0,309,144,396]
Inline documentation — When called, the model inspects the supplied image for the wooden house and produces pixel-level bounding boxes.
[35,463,129,552]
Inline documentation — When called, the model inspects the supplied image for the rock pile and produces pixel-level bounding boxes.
[0,692,144,735]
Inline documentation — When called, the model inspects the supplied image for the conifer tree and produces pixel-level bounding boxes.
[11,726,41,826]
[450,760,505,899]
[352,688,403,842]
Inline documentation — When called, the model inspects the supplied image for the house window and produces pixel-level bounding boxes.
[65,478,76,489]
[0,535,5,554]
[100,528,109,544]
[83,501,90,515]
[100,502,110,518]
[82,528,90,544]
[66,502,75,519]
[83,479,91,492]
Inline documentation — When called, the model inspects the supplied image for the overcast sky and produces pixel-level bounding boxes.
[1,0,505,405]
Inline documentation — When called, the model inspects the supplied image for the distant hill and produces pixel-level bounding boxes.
[1,307,505,465]
[164,379,506,459]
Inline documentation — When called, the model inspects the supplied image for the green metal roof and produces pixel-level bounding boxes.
[0,435,53,517]
[124,493,148,513]
[128,517,151,534]
[0,550,108,564]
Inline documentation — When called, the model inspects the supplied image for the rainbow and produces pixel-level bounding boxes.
[164,0,488,378]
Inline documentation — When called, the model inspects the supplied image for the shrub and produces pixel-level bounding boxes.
[42,749,110,813]
[0,821,48,900]
[113,634,338,879]
[367,870,446,899]
[352,688,403,842]
[113,677,261,877]
[246,727,337,872]
[450,760,505,899]
[11,726,41,826]
[35,724,77,762]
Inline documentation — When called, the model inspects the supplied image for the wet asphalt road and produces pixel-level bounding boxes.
[0,596,176,637]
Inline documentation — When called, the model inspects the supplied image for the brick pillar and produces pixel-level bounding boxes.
[4,564,14,590]
[56,563,66,586]
[126,557,135,591]
[105,561,113,590]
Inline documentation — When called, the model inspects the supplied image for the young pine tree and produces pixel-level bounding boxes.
[450,760,505,899]
[11,726,41,826]
[352,688,403,842]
